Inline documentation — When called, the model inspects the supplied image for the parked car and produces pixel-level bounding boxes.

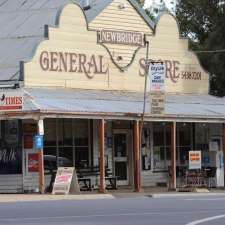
[44,155,72,174]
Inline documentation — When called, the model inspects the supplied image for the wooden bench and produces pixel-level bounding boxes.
[77,167,117,190]
[78,177,92,191]
[105,176,117,190]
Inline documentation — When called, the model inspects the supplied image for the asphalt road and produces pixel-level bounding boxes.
[0,195,225,225]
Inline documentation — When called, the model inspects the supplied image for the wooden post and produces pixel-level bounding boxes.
[99,119,106,193]
[134,120,141,192]
[38,119,45,194]
[223,124,225,188]
[38,151,45,194]
[170,121,176,190]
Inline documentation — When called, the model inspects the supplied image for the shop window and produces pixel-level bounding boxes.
[74,120,89,168]
[75,146,89,168]
[195,123,209,151]
[141,127,151,171]
[43,118,90,170]
[44,146,57,172]
[58,119,73,146]
[44,119,56,146]
[177,123,192,167]
[58,147,73,167]
[74,120,89,146]
[0,120,22,174]
[153,122,171,171]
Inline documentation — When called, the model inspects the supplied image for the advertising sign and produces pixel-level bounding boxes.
[148,62,166,92]
[148,62,166,115]
[0,90,23,111]
[189,151,201,170]
[150,92,165,115]
[28,153,39,172]
[52,167,80,195]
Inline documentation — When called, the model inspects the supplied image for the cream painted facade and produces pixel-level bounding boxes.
[1,0,225,194]
[24,0,209,95]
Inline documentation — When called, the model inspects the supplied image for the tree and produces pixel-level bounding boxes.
[134,0,156,20]
[176,0,225,96]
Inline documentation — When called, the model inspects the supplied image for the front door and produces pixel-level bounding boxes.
[113,131,130,185]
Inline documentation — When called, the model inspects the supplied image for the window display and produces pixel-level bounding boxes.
[0,120,22,174]
[44,119,90,170]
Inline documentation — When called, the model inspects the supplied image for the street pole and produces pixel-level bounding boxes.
[139,40,149,154]
[137,39,149,191]
[38,119,45,194]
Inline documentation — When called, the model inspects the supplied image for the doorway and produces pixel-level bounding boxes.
[113,130,132,185]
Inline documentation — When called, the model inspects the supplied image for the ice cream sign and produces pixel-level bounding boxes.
[0,90,23,111]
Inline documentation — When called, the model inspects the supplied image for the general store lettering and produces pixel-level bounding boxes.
[40,51,109,78]
[139,58,201,83]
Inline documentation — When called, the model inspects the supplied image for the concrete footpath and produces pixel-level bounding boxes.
[0,188,225,203]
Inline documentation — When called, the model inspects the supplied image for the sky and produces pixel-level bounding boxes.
[143,0,177,11]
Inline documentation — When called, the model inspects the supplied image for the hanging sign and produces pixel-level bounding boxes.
[149,62,166,92]
[149,62,166,114]
[52,167,80,195]
[150,92,165,114]
[0,90,23,111]
[189,151,202,169]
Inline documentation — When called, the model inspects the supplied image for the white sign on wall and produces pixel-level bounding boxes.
[149,62,165,114]
[189,151,202,170]
[148,62,166,92]
[150,92,165,114]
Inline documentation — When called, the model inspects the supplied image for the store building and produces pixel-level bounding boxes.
[0,0,224,193]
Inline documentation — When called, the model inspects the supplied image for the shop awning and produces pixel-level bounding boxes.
[21,88,225,122]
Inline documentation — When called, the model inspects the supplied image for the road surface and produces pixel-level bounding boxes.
[0,195,225,225]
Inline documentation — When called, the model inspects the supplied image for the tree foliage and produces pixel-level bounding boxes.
[176,0,225,96]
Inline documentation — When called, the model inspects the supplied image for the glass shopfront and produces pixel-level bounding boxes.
[140,122,224,188]
[44,119,90,172]
[0,120,22,174]
[153,122,171,171]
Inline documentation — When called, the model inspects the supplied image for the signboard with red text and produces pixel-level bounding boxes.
[52,167,80,195]
[0,90,23,111]
[189,151,202,170]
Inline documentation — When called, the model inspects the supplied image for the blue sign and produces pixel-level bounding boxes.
[35,135,43,150]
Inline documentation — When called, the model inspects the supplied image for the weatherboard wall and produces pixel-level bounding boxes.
[24,1,209,95]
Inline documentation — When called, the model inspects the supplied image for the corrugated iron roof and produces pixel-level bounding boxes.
[23,88,225,120]
[0,0,154,82]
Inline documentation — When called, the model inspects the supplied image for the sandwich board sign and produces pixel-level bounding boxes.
[52,167,80,195]
[189,151,201,170]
